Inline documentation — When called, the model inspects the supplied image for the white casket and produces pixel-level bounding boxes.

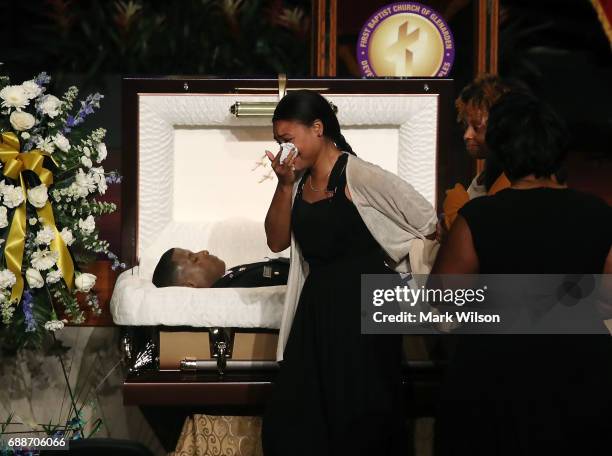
[112,77,454,406]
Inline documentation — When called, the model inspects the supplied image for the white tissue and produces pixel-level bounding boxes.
[279,142,297,163]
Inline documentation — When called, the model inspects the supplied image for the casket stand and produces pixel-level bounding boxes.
[113,76,453,450]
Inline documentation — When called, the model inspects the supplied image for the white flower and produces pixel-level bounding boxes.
[36,137,55,154]
[26,268,44,288]
[29,217,38,226]
[35,225,55,245]
[89,167,107,194]
[75,273,96,292]
[60,227,75,246]
[0,207,7,229]
[21,80,42,99]
[0,269,16,289]
[21,132,31,140]
[37,94,61,118]
[71,169,96,198]
[44,319,66,332]
[83,146,91,157]
[81,156,92,168]
[9,111,35,131]
[0,85,29,110]
[52,133,70,152]
[31,249,59,271]
[78,215,95,234]
[95,143,107,162]
[2,185,25,208]
[27,184,48,208]
[46,269,63,284]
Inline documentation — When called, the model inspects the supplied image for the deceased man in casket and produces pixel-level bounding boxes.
[152,248,289,288]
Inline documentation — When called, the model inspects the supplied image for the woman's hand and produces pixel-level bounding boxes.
[265,149,298,187]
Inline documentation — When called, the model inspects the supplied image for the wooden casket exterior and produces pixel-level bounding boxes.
[118,77,454,410]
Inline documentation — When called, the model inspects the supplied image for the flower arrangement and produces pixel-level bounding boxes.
[0,72,122,350]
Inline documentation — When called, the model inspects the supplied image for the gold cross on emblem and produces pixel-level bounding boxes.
[386,21,420,76]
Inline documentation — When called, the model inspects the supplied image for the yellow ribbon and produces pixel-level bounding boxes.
[0,132,74,303]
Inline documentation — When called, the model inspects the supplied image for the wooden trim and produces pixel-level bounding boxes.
[124,371,276,406]
[315,0,327,76]
[121,78,139,268]
[475,0,488,76]
[489,0,500,74]
[328,0,337,76]
[123,362,444,407]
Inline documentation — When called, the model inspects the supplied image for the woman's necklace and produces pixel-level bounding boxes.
[308,172,331,192]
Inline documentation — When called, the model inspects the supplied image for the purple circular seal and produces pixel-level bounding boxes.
[357,2,455,78]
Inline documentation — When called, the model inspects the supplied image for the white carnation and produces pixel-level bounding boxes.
[26,268,44,289]
[37,94,62,118]
[75,273,96,292]
[71,169,96,198]
[2,185,25,208]
[35,225,55,245]
[45,269,63,284]
[0,207,7,229]
[0,269,16,289]
[27,184,48,208]
[9,111,35,131]
[52,133,70,152]
[60,227,75,246]
[31,249,59,271]
[95,143,107,162]
[44,319,66,332]
[81,156,92,168]
[36,137,55,154]
[78,215,96,234]
[89,167,107,194]
[0,85,29,110]
[21,80,43,99]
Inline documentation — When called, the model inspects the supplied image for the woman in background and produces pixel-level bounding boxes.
[262,90,436,456]
[439,75,514,241]
[433,91,612,455]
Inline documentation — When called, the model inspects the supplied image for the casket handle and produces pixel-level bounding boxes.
[278,73,287,99]
[210,327,233,375]
[230,73,336,118]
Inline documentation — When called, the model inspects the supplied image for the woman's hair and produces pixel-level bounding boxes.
[272,90,355,155]
[485,92,568,180]
[455,74,512,124]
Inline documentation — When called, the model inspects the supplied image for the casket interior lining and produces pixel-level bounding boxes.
[137,93,438,268]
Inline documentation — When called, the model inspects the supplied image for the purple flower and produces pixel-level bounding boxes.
[105,173,122,184]
[34,72,51,86]
[22,289,37,332]
[62,93,104,132]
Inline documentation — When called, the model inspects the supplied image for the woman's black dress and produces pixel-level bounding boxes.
[262,154,407,456]
[434,188,612,456]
